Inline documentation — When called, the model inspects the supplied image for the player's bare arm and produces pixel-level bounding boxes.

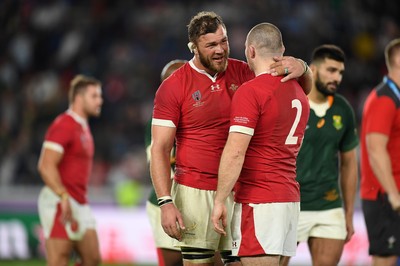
[269,56,312,94]
[340,148,358,242]
[212,132,251,235]
[37,147,73,223]
[366,132,400,212]
[150,125,185,240]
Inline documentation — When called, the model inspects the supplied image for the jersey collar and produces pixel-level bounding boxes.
[66,109,88,128]
[189,58,218,82]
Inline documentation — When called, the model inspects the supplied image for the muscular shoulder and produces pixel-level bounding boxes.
[226,58,254,81]
[49,113,76,131]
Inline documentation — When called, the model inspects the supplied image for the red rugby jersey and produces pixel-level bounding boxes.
[43,110,94,203]
[152,58,254,190]
[229,73,310,203]
[360,77,400,200]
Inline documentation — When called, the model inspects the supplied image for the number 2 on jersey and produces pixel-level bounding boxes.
[285,99,302,145]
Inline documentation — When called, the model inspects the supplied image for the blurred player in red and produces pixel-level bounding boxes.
[37,74,103,266]
[361,38,400,266]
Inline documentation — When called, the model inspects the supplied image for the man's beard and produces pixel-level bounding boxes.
[199,50,229,74]
[84,105,101,118]
[315,73,337,96]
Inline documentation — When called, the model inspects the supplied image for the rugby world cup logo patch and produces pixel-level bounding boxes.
[192,90,201,101]
[192,90,204,107]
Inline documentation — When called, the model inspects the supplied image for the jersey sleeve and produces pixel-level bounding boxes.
[43,118,72,153]
[339,99,359,152]
[152,77,182,128]
[229,84,261,136]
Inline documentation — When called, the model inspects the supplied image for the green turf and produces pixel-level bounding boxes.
[0,260,156,266]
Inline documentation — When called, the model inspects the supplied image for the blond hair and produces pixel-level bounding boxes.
[68,74,101,104]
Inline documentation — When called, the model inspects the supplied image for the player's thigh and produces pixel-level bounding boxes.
[45,238,73,266]
[280,255,292,266]
[159,248,183,266]
[308,237,344,266]
[241,255,280,266]
[297,210,318,242]
[172,182,234,251]
[308,208,347,240]
[74,229,101,264]
[371,255,398,266]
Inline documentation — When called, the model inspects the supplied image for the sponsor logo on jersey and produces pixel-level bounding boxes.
[317,118,325,128]
[183,222,197,236]
[210,83,222,92]
[323,189,339,201]
[80,133,90,151]
[332,115,343,130]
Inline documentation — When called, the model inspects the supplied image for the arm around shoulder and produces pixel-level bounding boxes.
[297,59,312,95]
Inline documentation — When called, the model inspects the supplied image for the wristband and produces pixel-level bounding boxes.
[157,196,173,207]
[298,59,309,75]
[59,191,69,200]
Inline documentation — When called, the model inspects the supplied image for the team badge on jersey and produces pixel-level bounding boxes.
[80,133,89,149]
[332,115,343,130]
[229,84,239,91]
[192,90,204,107]
[388,236,396,249]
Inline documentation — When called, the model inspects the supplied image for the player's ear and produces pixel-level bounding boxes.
[187,42,197,54]
[249,45,256,59]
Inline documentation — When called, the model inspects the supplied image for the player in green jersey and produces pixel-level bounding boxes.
[145,60,186,266]
[282,44,359,266]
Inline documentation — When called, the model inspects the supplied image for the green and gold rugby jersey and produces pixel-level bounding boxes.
[297,94,359,211]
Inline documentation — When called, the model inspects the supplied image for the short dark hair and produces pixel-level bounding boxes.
[311,44,346,65]
[68,74,101,103]
[187,11,225,45]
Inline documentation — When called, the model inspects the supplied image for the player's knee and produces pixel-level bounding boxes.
[48,257,69,266]
[313,254,340,266]
[280,255,291,266]
[181,247,215,264]
[80,253,101,266]
[220,250,241,265]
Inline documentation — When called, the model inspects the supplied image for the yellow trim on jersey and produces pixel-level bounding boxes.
[43,141,64,154]
[229,125,254,136]
[152,118,176,128]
